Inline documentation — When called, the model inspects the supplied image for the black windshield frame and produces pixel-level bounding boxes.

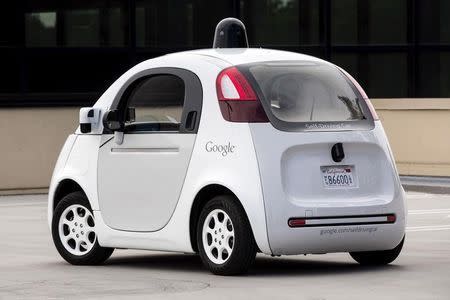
[238,61,375,132]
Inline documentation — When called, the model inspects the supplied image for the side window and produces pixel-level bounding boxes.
[125,74,185,132]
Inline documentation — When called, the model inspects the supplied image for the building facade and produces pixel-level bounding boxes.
[1,0,450,192]
[1,0,449,106]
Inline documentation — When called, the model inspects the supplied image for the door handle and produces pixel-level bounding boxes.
[185,111,197,131]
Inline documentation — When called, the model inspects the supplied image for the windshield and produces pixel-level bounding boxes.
[244,62,369,125]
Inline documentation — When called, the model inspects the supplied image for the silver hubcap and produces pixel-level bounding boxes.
[202,209,234,264]
[58,204,96,256]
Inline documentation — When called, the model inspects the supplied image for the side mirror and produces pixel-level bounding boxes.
[79,107,100,133]
[102,109,124,132]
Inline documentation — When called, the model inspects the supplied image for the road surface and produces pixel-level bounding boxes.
[0,191,449,299]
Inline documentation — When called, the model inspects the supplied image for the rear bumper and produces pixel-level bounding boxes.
[269,217,405,255]
[266,189,407,255]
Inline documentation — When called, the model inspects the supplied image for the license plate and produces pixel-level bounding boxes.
[321,165,356,188]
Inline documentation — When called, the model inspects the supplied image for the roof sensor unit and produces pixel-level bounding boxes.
[213,18,249,48]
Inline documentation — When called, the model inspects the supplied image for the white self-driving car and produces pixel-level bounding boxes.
[48,19,406,275]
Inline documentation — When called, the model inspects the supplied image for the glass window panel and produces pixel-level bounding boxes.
[298,0,321,44]
[136,0,232,48]
[241,0,302,46]
[108,7,126,47]
[332,53,407,98]
[26,53,130,93]
[0,50,20,92]
[25,12,57,47]
[126,75,185,132]
[417,0,450,44]
[247,62,367,122]
[331,0,407,44]
[367,0,406,44]
[366,53,407,97]
[63,1,127,47]
[331,0,357,44]
[0,3,20,47]
[417,52,450,97]
[64,9,100,47]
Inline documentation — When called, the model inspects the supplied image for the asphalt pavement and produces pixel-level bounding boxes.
[0,191,449,299]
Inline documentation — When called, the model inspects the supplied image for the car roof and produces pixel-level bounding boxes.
[166,48,327,66]
[93,48,332,108]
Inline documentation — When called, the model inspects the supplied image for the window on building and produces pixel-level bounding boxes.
[0,50,20,92]
[64,9,100,47]
[417,52,450,97]
[26,52,130,94]
[108,7,126,47]
[24,2,127,48]
[331,0,407,45]
[241,0,320,46]
[136,0,232,48]
[332,53,408,98]
[25,11,57,47]
[0,3,21,47]
[63,4,126,47]
[3,0,450,107]
[417,0,450,44]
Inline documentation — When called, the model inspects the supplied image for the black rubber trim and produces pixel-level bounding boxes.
[288,213,396,228]
[105,67,202,134]
[99,136,114,148]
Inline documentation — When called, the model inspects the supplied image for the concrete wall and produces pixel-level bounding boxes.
[372,99,450,176]
[0,99,449,192]
[0,108,78,192]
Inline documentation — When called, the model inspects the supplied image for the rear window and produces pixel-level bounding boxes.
[240,61,374,131]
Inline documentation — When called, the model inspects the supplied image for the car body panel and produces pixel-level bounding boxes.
[48,134,102,227]
[97,133,196,232]
[249,121,406,254]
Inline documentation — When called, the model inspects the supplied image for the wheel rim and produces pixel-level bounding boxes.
[58,204,97,256]
[202,209,235,264]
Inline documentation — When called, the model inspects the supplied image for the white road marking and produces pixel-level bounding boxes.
[407,225,450,232]
[0,202,47,208]
[408,209,450,215]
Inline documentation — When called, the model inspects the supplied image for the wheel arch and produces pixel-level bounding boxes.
[189,183,254,253]
[53,179,87,211]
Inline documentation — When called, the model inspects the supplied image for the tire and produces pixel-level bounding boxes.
[197,195,257,275]
[52,191,114,265]
[350,236,405,266]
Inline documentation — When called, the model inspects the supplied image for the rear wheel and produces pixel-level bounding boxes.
[197,195,256,275]
[52,191,114,265]
[350,236,405,266]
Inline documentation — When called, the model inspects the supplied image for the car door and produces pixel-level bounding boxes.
[97,68,202,232]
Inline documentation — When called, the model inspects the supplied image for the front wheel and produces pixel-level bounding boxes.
[350,236,405,266]
[197,195,257,275]
[52,191,114,265]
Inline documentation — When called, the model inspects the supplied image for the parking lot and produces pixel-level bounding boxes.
[1,190,449,299]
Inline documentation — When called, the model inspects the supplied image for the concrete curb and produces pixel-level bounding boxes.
[0,188,48,196]
[401,176,450,194]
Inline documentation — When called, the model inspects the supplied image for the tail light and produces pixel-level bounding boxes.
[216,67,269,122]
[339,68,379,120]
[387,214,396,223]
[288,218,306,227]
